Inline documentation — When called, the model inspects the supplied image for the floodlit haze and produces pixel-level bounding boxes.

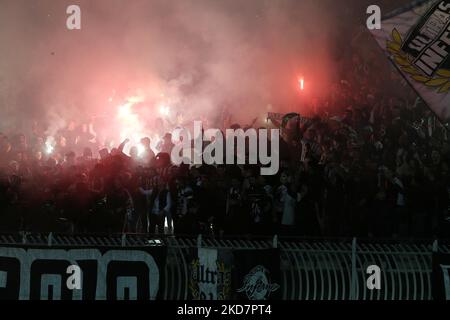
[0,0,411,135]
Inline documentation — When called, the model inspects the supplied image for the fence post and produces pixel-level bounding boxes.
[121,233,126,247]
[21,231,27,245]
[197,234,202,248]
[351,237,357,300]
[47,232,53,247]
[272,235,278,248]
[432,239,438,252]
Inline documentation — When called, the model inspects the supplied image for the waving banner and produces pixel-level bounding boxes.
[0,245,167,300]
[370,0,450,124]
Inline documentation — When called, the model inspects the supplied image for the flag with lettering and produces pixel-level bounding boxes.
[188,247,233,300]
[370,0,450,125]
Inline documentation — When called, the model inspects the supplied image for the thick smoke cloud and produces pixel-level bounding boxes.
[0,0,410,135]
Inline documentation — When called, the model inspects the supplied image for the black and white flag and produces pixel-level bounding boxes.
[189,247,233,300]
[232,248,281,300]
[370,0,450,125]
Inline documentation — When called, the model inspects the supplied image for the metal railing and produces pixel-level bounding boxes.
[0,233,448,300]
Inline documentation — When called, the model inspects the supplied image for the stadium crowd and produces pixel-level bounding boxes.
[1,47,449,239]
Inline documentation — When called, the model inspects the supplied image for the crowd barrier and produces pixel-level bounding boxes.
[0,233,449,300]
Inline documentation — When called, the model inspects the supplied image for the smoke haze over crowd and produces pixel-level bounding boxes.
[0,0,342,132]
[0,0,413,135]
